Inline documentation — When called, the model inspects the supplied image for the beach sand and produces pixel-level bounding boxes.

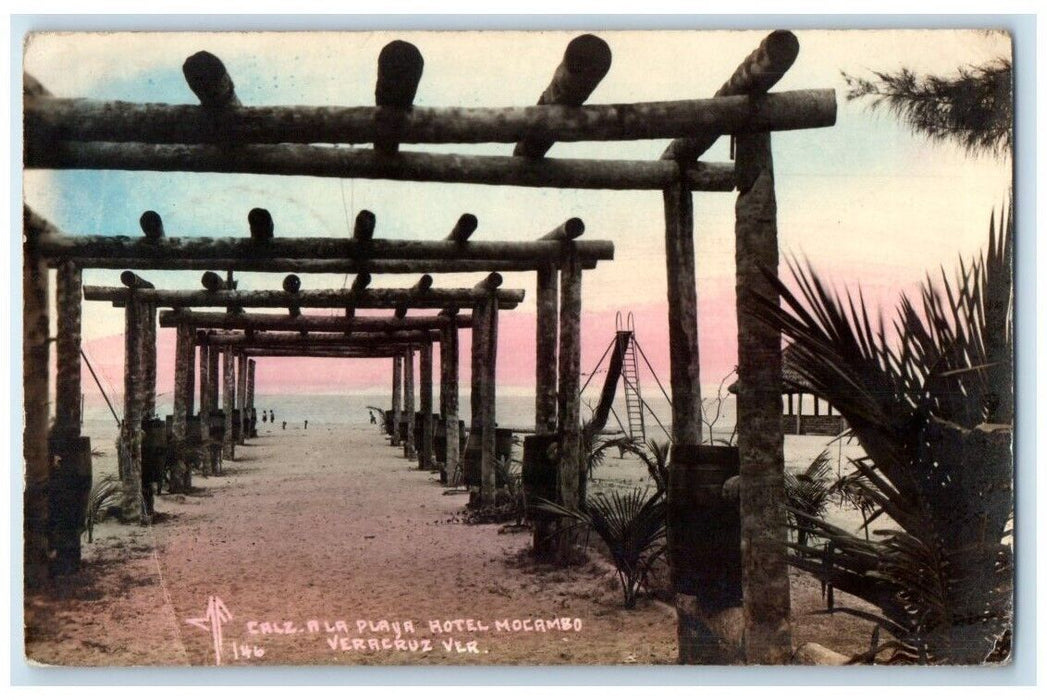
[24,424,877,667]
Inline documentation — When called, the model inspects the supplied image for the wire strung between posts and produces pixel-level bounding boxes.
[579,335,617,396]
[633,338,673,408]
[80,348,121,427]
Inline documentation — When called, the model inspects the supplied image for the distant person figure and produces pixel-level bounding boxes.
[270,410,275,423]
[262,411,268,424]
[304,420,309,430]
[370,412,377,425]
[282,421,286,430]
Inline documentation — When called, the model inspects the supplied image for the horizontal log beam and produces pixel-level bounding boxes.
[32,232,612,264]
[243,347,415,358]
[25,89,834,146]
[160,310,473,331]
[28,141,737,191]
[84,286,525,309]
[201,330,439,346]
[65,256,599,273]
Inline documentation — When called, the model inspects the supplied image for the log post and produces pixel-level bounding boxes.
[439,312,460,485]
[247,359,256,437]
[170,323,193,493]
[391,355,402,447]
[23,220,50,588]
[532,262,560,556]
[734,131,791,664]
[481,294,499,507]
[185,328,196,420]
[535,262,559,434]
[403,346,416,460]
[53,261,82,439]
[197,339,212,476]
[236,350,248,444]
[120,294,145,521]
[140,301,157,418]
[663,179,703,446]
[222,346,235,462]
[556,247,582,560]
[419,342,434,471]
[51,261,88,572]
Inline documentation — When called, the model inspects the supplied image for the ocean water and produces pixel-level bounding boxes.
[82,389,734,442]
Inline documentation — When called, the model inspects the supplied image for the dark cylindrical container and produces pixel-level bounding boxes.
[495,428,513,463]
[463,430,482,487]
[666,444,742,611]
[48,435,92,575]
[522,434,559,513]
[186,415,202,445]
[209,410,226,441]
[141,418,167,485]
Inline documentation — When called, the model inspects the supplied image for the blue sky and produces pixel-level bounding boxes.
[22,29,1014,386]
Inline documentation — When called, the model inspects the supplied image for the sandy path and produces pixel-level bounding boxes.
[27,424,677,667]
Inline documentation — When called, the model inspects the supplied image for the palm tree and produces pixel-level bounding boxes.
[784,449,835,549]
[535,487,667,609]
[749,208,1013,664]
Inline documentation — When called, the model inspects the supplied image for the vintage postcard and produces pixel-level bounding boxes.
[20,27,1014,669]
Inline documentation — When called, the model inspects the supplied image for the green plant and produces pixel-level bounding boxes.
[496,456,527,526]
[784,449,835,548]
[84,474,122,543]
[621,439,671,494]
[535,488,667,609]
[750,208,1013,664]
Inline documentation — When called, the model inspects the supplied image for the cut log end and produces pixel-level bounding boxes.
[201,270,225,292]
[376,40,425,109]
[182,51,239,109]
[354,210,377,241]
[350,272,372,292]
[762,30,800,68]
[448,213,478,242]
[248,208,274,241]
[563,34,613,81]
[139,211,164,240]
[120,271,153,289]
[413,274,434,294]
[475,272,503,291]
[282,274,302,294]
[540,217,585,241]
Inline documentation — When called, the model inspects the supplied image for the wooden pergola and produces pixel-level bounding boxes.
[23,29,836,665]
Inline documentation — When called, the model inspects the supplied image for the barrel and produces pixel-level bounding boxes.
[186,415,202,445]
[47,435,92,574]
[435,419,467,484]
[523,433,559,513]
[141,418,167,485]
[463,427,510,488]
[209,410,226,440]
[666,444,742,611]
[496,428,513,463]
[463,430,482,487]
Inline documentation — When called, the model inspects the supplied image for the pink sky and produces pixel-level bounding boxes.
[77,261,926,403]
